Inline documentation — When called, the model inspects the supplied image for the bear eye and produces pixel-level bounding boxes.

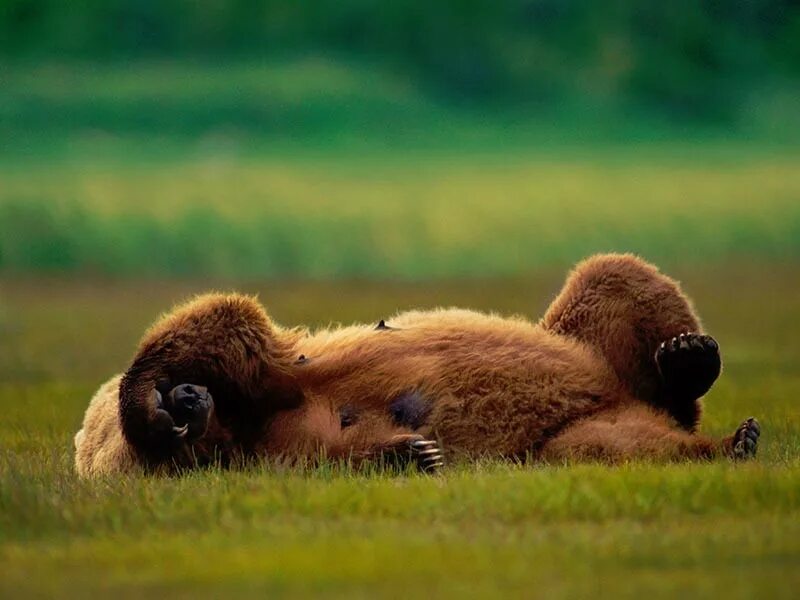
[340,406,357,429]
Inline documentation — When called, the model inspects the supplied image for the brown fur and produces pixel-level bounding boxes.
[542,254,704,429]
[74,254,747,476]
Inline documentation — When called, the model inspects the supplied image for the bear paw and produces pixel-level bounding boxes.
[409,437,445,473]
[656,333,721,400]
[151,384,214,454]
[381,434,444,473]
[731,417,760,460]
[163,384,214,441]
[151,392,191,450]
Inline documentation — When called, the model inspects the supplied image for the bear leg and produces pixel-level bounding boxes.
[655,333,722,428]
[541,253,713,430]
[539,405,760,462]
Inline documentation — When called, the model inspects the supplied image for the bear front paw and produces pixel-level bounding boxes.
[409,437,445,473]
[380,434,445,473]
[149,403,191,451]
[162,384,214,441]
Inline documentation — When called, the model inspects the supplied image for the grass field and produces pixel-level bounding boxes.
[1,13,799,597]
[2,61,800,280]
[2,148,800,279]
[1,258,799,597]
[2,78,800,594]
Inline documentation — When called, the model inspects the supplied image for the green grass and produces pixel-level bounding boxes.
[1,265,799,597]
[2,61,800,280]
[2,57,799,597]
[4,60,797,156]
[2,148,800,278]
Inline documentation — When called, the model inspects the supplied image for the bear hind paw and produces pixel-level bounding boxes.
[656,332,721,401]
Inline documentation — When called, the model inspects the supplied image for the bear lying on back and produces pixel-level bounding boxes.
[74,253,760,477]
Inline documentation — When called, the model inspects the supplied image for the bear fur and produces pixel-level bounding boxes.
[74,254,758,477]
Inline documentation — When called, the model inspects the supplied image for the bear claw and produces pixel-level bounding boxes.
[410,438,445,473]
[732,417,760,460]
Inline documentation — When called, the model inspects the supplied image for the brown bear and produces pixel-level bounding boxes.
[74,253,760,477]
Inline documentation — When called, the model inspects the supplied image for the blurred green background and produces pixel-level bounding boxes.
[2,2,800,598]
[1,0,800,278]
